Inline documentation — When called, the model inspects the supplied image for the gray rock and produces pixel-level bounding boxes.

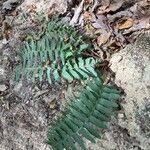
[2,0,21,11]
[110,33,150,149]
[86,33,150,150]
[0,84,7,91]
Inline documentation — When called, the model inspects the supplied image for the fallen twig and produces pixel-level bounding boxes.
[92,0,101,12]
[34,89,49,98]
[69,0,84,26]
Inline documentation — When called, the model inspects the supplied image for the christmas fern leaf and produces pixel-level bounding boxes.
[45,17,90,53]
[47,77,120,150]
[15,36,98,83]
[15,17,94,83]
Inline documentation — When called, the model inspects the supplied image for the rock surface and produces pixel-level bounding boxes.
[88,33,150,150]
[110,33,150,149]
[18,0,72,18]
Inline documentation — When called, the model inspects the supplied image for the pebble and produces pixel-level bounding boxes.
[118,113,124,119]
[0,84,7,92]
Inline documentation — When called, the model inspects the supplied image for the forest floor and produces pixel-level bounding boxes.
[0,0,150,150]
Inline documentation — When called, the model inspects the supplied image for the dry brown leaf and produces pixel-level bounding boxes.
[83,11,94,21]
[123,18,150,34]
[101,0,110,7]
[97,5,108,14]
[107,1,123,12]
[85,24,96,35]
[10,10,18,16]
[98,1,123,14]
[107,10,133,23]
[118,18,134,30]
[49,99,57,109]
[92,15,109,31]
[97,32,111,46]
[2,21,12,40]
[138,0,150,7]
[45,4,57,20]
[126,31,142,43]
[84,0,93,4]
[0,14,5,27]
[109,38,122,51]
[26,4,37,13]
[97,0,110,14]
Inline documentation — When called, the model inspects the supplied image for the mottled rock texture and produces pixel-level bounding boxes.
[88,33,150,150]
[110,33,150,149]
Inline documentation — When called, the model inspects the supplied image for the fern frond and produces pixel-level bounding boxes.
[15,17,95,83]
[47,77,120,150]
[62,57,97,82]
[46,17,90,53]
[16,36,98,83]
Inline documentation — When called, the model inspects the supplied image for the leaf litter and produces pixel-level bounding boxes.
[70,0,150,61]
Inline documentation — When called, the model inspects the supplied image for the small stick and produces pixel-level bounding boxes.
[69,0,84,26]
